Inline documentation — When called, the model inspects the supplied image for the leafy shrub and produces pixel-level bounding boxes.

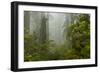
[24,14,90,61]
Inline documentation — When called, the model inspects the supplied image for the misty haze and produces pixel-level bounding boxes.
[24,11,90,62]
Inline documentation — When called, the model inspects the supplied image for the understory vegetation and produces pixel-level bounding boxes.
[24,14,90,61]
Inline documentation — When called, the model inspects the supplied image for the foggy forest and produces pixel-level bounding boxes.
[24,11,90,62]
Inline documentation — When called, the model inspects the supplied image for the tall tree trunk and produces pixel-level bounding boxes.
[40,13,48,43]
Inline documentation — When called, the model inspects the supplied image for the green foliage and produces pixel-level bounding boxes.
[24,14,90,61]
[64,14,90,59]
[24,29,57,61]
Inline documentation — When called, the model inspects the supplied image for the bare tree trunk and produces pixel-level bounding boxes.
[39,13,48,43]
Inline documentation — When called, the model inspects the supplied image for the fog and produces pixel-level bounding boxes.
[24,11,77,45]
